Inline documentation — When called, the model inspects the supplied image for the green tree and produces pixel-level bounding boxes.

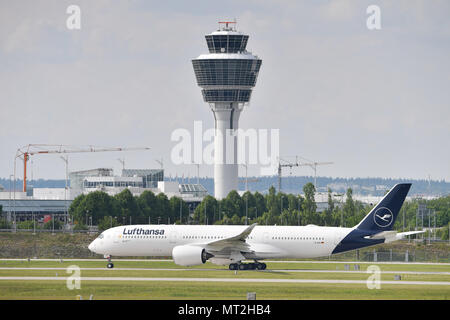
[169,196,189,224]
[441,224,449,240]
[343,188,356,227]
[302,182,317,224]
[69,194,86,225]
[222,190,243,218]
[84,191,117,224]
[155,193,171,224]
[137,190,158,223]
[193,195,218,224]
[0,218,10,229]
[231,214,241,225]
[266,186,279,215]
[264,186,280,224]
[242,191,256,224]
[323,188,334,226]
[114,189,139,224]
[253,191,266,220]
[258,210,279,226]
[98,216,119,231]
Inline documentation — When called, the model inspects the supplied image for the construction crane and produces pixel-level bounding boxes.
[277,156,333,192]
[239,163,261,192]
[14,144,150,192]
[277,157,300,192]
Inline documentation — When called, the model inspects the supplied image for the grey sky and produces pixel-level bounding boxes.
[1,0,449,182]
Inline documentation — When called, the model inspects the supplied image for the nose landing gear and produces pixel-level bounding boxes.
[105,255,114,269]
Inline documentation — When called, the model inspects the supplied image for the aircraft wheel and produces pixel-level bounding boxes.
[107,262,114,269]
[238,263,247,270]
[256,263,264,270]
[229,263,238,270]
[261,263,267,270]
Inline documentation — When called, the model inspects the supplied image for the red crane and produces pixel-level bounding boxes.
[15,144,150,192]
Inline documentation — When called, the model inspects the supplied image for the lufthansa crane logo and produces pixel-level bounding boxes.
[373,207,394,228]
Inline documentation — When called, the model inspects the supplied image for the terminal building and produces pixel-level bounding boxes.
[0,167,208,224]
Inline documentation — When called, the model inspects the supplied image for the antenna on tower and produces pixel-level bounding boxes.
[218,19,237,31]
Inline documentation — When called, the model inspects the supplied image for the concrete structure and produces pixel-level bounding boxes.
[0,167,208,223]
[192,22,262,199]
[69,168,164,198]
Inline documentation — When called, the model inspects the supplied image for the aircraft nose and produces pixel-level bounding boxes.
[88,240,96,252]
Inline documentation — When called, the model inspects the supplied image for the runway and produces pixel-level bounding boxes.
[0,276,449,286]
[1,259,449,266]
[0,267,449,276]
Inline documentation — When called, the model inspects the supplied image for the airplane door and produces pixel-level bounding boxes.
[263,232,270,243]
[113,229,122,244]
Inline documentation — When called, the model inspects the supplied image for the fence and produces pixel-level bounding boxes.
[327,246,450,263]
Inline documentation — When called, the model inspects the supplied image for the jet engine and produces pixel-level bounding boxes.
[172,245,213,266]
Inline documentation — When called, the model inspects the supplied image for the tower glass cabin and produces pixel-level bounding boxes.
[192,22,262,199]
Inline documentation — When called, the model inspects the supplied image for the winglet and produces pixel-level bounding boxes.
[234,223,258,241]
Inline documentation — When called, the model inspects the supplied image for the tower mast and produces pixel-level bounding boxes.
[192,21,262,199]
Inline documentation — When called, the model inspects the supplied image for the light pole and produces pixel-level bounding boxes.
[60,155,69,230]
[179,197,182,224]
[241,163,248,192]
[245,193,248,225]
[204,201,207,225]
[280,195,284,225]
[9,174,13,225]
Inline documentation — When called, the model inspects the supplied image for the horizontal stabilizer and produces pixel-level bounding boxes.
[365,230,425,243]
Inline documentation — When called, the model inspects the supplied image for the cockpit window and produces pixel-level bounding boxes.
[98,233,104,239]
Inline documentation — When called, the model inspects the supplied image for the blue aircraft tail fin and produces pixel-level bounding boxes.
[356,183,411,232]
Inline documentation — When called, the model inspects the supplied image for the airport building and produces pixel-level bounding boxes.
[0,167,208,224]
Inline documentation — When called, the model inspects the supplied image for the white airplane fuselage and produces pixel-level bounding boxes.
[88,184,417,268]
[89,224,352,262]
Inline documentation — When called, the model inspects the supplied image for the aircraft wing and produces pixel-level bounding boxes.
[204,223,257,253]
[365,230,425,243]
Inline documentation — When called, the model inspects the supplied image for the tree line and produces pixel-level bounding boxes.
[68,189,190,231]
[66,182,449,238]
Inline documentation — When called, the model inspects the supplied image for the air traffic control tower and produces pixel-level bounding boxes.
[192,21,262,199]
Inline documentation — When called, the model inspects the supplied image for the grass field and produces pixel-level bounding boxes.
[0,259,449,300]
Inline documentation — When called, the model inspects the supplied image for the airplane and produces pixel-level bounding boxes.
[88,183,423,270]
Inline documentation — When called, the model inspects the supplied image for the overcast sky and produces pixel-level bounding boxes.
[1,0,449,183]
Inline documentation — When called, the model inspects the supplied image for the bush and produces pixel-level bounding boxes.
[0,219,11,229]
[17,220,38,230]
[73,223,88,231]
[43,219,63,230]
[98,216,118,231]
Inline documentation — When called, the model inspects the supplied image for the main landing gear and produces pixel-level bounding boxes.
[105,255,114,269]
[229,262,267,271]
